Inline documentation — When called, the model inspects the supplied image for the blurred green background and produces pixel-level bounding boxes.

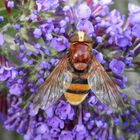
[0,0,140,140]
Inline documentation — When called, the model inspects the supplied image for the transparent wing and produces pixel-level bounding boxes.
[31,56,72,115]
[88,57,124,111]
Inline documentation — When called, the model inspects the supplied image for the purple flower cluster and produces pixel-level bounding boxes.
[0,56,17,81]
[0,0,140,139]
[4,93,140,139]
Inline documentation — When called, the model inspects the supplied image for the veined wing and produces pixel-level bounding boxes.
[31,55,72,115]
[88,57,124,111]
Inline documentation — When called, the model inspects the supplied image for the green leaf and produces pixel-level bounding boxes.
[7,51,21,66]
[122,71,140,100]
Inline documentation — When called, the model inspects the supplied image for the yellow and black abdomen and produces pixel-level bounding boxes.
[64,77,90,105]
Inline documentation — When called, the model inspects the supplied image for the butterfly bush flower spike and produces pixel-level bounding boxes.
[0,0,140,140]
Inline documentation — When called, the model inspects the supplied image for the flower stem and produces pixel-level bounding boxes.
[4,0,12,16]
[78,105,82,124]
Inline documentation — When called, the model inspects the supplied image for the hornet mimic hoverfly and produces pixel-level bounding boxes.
[31,31,124,114]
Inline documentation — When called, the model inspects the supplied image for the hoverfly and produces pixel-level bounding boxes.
[31,31,124,114]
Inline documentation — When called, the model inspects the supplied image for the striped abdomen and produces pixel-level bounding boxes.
[64,74,90,105]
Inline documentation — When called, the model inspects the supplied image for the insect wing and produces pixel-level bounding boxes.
[31,56,72,115]
[88,57,124,110]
